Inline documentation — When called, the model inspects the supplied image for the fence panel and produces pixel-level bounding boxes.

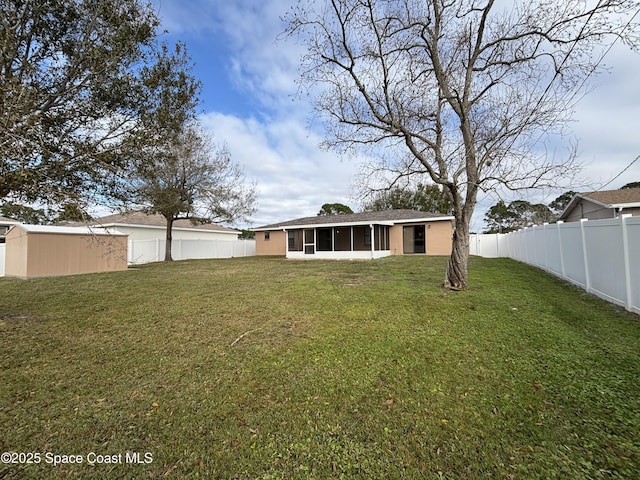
[626,217,640,313]
[469,233,501,257]
[543,224,563,277]
[583,219,627,306]
[557,222,587,288]
[128,238,256,264]
[129,239,163,264]
[0,244,5,276]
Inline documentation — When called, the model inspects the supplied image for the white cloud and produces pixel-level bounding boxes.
[152,0,640,233]
[200,112,362,227]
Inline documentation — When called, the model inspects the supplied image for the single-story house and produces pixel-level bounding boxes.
[560,188,640,222]
[4,224,128,278]
[254,209,454,259]
[88,212,241,242]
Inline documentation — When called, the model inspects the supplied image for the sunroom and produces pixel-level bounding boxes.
[254,209,455,259]
[286,223,391,259]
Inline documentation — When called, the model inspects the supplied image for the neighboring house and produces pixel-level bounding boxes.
[83,212,246,264]
[254,209,454,259]
[560,188,640,222]
[0,216,20,243]
[88,212,241,242]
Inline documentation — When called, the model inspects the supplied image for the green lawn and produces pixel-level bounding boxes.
[0,256,638,479]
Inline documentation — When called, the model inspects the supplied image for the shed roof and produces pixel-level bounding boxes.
[256,209,453,230]
[10,224,127,236]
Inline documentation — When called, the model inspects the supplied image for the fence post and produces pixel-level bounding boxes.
[580,219,591,292]
[557,221,566,279]
[620,214,633,311]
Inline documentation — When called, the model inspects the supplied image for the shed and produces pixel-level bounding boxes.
[5,224,128,278]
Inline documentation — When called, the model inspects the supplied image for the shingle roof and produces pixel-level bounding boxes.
[559,188,640,220]
[256,209,453,230]
[92,212,239,233]
[0,216,19,223]
[579,188,640,206]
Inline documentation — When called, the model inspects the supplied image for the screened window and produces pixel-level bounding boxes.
[334,227,351,251]
[288,230,303,251]
[317,228,332,251]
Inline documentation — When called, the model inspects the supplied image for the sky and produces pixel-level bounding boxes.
[149,0,640,231]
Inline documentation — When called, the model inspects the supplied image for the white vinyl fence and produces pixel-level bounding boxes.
[128,238,256,265]
[470,215,640,314]
[0,244,5,277]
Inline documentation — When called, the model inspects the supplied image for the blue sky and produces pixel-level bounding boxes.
[149,0,640,230]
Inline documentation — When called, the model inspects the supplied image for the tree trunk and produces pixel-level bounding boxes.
[445,214,471,289]
[164,217,174,262]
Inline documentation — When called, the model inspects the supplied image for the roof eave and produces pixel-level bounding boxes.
[254,215,455,231]
[93,222,239,234]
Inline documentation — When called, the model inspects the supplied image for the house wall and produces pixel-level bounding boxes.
[426,220,454,255]
[620,207,640,217]
[256,230,286,256]
[5,228,128,278]
[389,220,453,255]
[563,199,616,222]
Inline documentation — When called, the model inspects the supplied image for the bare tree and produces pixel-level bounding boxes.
[131,122,257,262]
[284,0,639,288]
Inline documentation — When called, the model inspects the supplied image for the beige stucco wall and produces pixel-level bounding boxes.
[389,220,453,256]
[389,224,404,255]
[5,227,128,278]
[425,220,453,255]
[255,230,286,256]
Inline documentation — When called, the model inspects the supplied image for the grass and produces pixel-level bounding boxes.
[0,255,638,479]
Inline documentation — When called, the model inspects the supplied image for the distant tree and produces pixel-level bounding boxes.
[484,200,517,234]
[510,200,554,227]
[125,44,256,261]
[484,200,553,233]
[52,203,93,223]
[0,202,49,224]
[1,0,160,214]
[238,229,256,240]
[363,183,451,214]
[549,191,577,216]
[621,182,640,189]
[318,203,354,216]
